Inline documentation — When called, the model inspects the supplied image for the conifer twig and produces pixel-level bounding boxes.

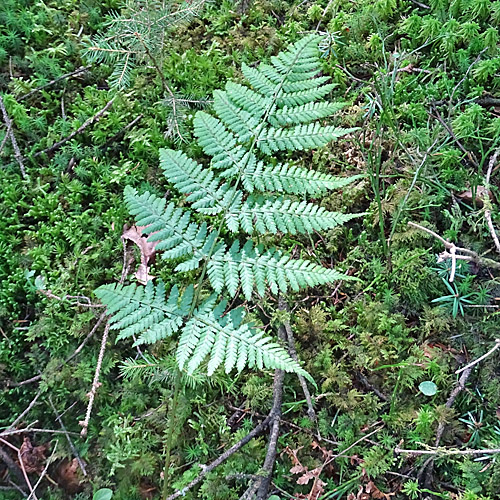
[0,94,27,178]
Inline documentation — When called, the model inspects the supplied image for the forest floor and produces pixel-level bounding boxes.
[1,0,500,499]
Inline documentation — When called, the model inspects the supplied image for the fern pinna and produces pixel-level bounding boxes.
[95,34,360,380]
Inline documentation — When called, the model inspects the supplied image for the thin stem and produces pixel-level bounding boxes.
[162,369,182,500]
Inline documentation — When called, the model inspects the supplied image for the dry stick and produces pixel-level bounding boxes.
[0,94,27,178]
[279,295,317,422]
[395,446,500,456]
[26,441,58,500]
[0,428,79,437]
[254,303,287,500]
[456,339,500,375]
[408,221,500,272]
[484,149,500,254]
[100,113,144,152]
[417,368,473,485]
[79,243,133,437]
[165,407,275,500]
[7,391,42,431]
[79,322,110,438]
[0,445,25,487]
[7,311,107,388]
[33,98,115,158]
[0,123,11,153]
[0,437,37,499]
[47,396,87,476]
[18,66,90,101]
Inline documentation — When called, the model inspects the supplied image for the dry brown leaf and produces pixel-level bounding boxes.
[122,224,158,284]
[19,437,47,474]
[366,481,395,499]
[456,186,494,207]
[55,458,84,494]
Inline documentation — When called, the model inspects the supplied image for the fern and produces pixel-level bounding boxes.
[96,35,361,379]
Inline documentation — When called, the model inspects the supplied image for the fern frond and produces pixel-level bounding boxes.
[176,303,309,378]
[257,123,357,154]
[269,101,346,127]
[159,148,227,213]
[241,162,362,195]
[94,281,192,344]
[207,241,353,300]
[124,186,207,264]
[225,195,360,234]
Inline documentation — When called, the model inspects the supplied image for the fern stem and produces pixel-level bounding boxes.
[162,367,182,500]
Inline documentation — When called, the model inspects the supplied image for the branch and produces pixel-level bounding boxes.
[455,339,500,375]
[408,221,500,274]
[0,94,27,178]
[484,149,500,254]
[33,98,115,158]
[18,66,90,101]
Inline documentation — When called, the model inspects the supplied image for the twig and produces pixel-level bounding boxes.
[418,368,473,485]
[408,0,430,8]
[100,114,144,152]
[455,339,500,375]
[79,322,110,438]
[33,98,115,158]
[0,94,27,178]
[395,446,500,456]
[0,438,37,499]
[279,296,317,421]
[7,391,41,431]
[18,66,90,101]
[165,413,275,500]
[6,311,107,388]
[408,221,500,273]
[0,445,25,486]
[26,441,58,500]
[254,301,287,500]
[47,396,87,476]
[484,150,500,254]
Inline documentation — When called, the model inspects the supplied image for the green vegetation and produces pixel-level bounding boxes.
[1,0,500,499]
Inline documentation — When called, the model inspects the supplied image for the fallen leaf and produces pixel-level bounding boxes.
[122,225,158,284]
[456,186,494,207]
[54,458,84,494]
[19,437,48,474]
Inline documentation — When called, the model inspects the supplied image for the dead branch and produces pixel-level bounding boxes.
[484,150,500,254]
[18,66,90,101]
[395,446,500,456]
[254,300,287,500]
[456,339,500,374]
[48,397,87,476]
[6,311,107,388]
[26,441,58,500]
[0,438,37,499]
[33,98,115,158]
[0,94,27,178]
[279,296,316,421]
[79,322,110,438]
[408,221,500,274]
[7,392,42,432]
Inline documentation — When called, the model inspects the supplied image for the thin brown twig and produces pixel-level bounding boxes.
[26,441,58,500]
[47,396,87,476]
[254,301,287,500]
[484,149,500,254]
[455,339,500,375]
[0,437,37,499]
[6,311,107,388]
[6,392,42,431]
[33,98,115,158]
[0,94,27,177]
[18,66,90,101]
